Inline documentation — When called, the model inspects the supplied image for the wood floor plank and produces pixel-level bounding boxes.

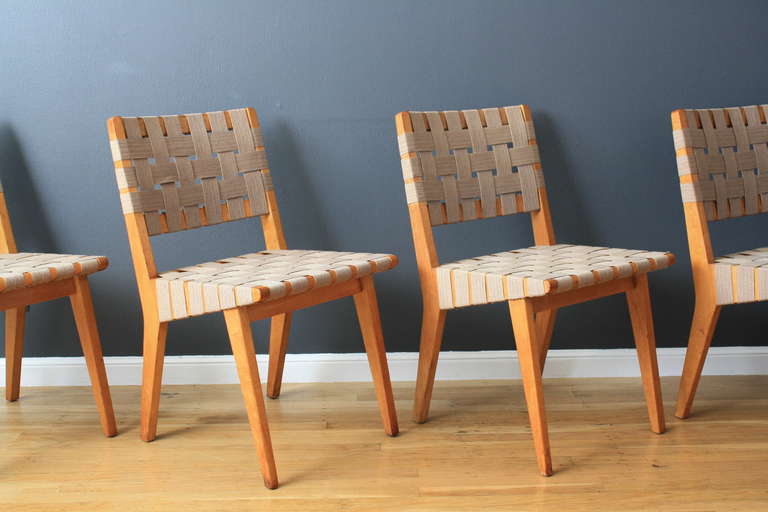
[1,376,767,511]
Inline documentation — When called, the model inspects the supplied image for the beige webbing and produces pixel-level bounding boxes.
[154,249,397,321]
[673,105,768,221]
[0,252,108,293]
[398,106,544,226]
[435,244,673,309]
[712,248,768,305]
[109,108,273,235]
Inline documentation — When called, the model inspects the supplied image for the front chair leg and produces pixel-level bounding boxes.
[140,315,168,442]
[412,304,446,424]
[625,274,665,434]
[223,307,278,490]
[266,313,292,399]
[4,307,26,402]
[508,298,553,476]
[69,276,117,437]
[675,297,720,419]
[353,276,399,436]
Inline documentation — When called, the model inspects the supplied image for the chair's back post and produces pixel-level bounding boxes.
[671,110,715,296]
[522,105,556,246]
[247,108,287,250]
[0,183,17,254]
[107,116,160,308]
[396,112,440,305]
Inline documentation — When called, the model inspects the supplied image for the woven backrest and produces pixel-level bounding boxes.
[108,108,273,235]
[673,105,768,221]
[396,106,544,226]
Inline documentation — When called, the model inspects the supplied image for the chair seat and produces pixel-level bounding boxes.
[0,252,108,293]
[436,244,673,309]
[155,249,398,321]
[712,248,768,305]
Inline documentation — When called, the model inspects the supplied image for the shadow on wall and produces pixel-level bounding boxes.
[264,119,333,249]
[533,111,599,245]
[0,125,57,252]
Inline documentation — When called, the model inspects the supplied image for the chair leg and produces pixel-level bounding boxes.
[412,303,446,424]
[69,276,117,437]
[675,297,721,419]
[508,298,553,477]
[353,276,399,436]
[4,308,25,402]
[223,307,278,490]
[625,275,665,434]
[140,315,168,442]
[535,308,557,372]
[266,313,291,399]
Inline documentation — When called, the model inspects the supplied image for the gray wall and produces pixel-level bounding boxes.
[2,0,767,358]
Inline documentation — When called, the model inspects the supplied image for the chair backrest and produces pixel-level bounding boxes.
[396,106,545,226]
[395,105,556,297]
[672,105,768,221]
[107,108,274,235]
[107,108,287,298]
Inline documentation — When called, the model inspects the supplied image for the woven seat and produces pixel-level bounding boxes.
[0,253,108,293]
[156,250,397,321]
[436,244,673,309]
[712,248,768,305]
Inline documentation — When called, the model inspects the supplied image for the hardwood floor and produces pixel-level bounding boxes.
[2,376,767,511]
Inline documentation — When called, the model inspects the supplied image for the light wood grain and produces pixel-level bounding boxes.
[224,307,278,489]
[353,276,399,436]
[68,276,117,437]
[4,307,25,401]
[508,298,552,476]
[625,275,665,434]
[267,313,292,399]
[3,376,767,511]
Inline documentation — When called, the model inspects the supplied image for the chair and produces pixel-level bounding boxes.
[0,182,115,436]
[395,106,673,475]
[106,107,399,489]
[671,105,768,419]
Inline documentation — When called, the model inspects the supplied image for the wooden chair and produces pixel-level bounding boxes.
[0,183,115,436]
[395,106,673,476]
[672,105,768,419]
[106,107,399,489]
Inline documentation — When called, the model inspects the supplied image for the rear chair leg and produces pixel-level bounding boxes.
[353,276,399,436]
[509,298,553,476]
[69,276,117,437]
[4,307,25,402]
[224,307,278,490]
[535,308,557,372]
[267,313,292,399]
[626,275,665,434]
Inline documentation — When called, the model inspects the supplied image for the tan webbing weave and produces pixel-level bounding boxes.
[436,244,673,309]
[0,253,108,293]
[712,248,768,305]
[397,107,544,225]
[673,106,768,221]
[109,108,273,235]
[155,249,397,321]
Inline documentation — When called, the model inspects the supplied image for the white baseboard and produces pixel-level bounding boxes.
[1,347,766,387]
